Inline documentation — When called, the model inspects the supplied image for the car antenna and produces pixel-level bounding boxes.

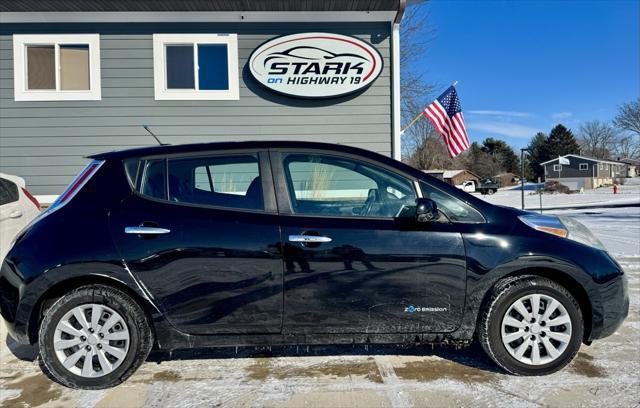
[142,125,168,146]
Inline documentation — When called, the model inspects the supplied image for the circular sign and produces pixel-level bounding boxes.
[249,33,384,99]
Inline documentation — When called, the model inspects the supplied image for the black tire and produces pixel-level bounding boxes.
[478,275,583,376]
[487,188,496,195]
[38,284,153,389]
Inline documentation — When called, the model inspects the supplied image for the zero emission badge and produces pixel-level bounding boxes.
[249,32,384,99]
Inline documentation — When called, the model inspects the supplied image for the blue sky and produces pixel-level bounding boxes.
[406,0,639,149]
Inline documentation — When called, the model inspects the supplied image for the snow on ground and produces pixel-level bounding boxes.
[476,178,640,210]
[549,206,640,257]
[1,208,638,407]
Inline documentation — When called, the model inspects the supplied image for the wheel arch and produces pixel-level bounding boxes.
[477,267,593,342]
[28,274,158,344]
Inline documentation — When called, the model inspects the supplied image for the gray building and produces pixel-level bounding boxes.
[541,154,627,190]
[0,1,408,198]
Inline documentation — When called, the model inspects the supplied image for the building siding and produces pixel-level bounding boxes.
[0,22,392,194]
[544,158,626,179]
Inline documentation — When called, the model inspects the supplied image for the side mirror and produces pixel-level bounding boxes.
[415,198,438,222]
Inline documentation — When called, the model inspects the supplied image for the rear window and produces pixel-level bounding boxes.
[0,178,19,206]
[124,155,263,211]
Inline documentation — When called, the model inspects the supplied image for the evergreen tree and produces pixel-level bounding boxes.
[480,138,520,174]
[545,124,581,157]
[526,132,548,180]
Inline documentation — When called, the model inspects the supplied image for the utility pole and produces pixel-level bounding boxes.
[520,148,530,210]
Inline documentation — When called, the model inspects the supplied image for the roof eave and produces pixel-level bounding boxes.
[0,10,400,24]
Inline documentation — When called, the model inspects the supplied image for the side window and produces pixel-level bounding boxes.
[419,181,485,223]
[0,178,19,206]
[140,159,166,199]
[168,155,263,210]
[283,153,416,218]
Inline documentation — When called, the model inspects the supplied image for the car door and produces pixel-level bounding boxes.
[272,150,468,334]
[109,151,283,335]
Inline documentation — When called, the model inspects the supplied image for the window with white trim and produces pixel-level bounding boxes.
[553,164,562,171]
[153,34,239,100]
[579,163,588,171]
[12,34,101,101]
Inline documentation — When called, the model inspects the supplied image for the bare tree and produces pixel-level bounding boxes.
[400,4,438,162]
[578,120,618,159]
[404,119,453,170]
[613,98,640,137]
[614,135,640,160]
[611,99,640,160]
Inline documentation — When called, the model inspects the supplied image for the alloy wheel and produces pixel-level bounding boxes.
[52,303,130,378]
[500,293,572,366]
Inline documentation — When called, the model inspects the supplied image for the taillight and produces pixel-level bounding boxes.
[48,160,104,213]
[21,187,41,210]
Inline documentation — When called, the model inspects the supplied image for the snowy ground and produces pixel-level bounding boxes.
[475,177,640,210]
[1,212,638,407]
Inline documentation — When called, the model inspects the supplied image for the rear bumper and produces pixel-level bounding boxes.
[589,272,629,341]
[0,259,30,344]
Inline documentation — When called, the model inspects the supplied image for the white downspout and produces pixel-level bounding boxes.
[392,23,401,161]
[391,0,406,161]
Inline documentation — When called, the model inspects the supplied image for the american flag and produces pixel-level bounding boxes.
[423,86,470,157]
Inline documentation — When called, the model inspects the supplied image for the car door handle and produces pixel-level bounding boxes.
[288,234,332,243]
[125,226,171,235]
[9,210,23,219]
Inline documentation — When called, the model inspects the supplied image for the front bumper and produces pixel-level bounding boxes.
[589,272,629,341]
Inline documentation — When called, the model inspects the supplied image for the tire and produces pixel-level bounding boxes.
[478,275,583,375]
[38,284,153,389]
[487,189,496,195]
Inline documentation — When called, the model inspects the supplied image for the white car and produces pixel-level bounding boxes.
[0,173,41,261]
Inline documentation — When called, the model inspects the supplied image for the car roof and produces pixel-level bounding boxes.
[90,140,387,162]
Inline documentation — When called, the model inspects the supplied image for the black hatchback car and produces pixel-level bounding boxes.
[0,141,628,389]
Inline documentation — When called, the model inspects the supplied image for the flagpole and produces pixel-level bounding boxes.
[400,111,425,134]
[400,81,459,134]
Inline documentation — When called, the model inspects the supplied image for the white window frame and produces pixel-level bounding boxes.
[553,164,562,172]
[12,34,101,101]
[579,163,588,171]
[153,34,239,101]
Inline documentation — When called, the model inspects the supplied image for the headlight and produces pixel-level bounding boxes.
[518,214,606,250]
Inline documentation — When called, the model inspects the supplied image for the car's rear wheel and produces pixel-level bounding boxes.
[478,276,583,375]
[38,284,153,389]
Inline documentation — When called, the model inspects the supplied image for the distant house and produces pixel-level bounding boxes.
[617,158,639,177]
[424,169,480,187]
[540,155,627,190]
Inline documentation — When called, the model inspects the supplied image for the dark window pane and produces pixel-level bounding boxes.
[60,44,90,90]
[168,155,262,210]
[197,44,229,90]
[0,178,19,206]
[166,45,194,89]
[140,159,166,199]
[27,45,55,90]
[124,158,142,189]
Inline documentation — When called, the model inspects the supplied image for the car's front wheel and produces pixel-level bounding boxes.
[478,276,584,375]
[38,284,153,389]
